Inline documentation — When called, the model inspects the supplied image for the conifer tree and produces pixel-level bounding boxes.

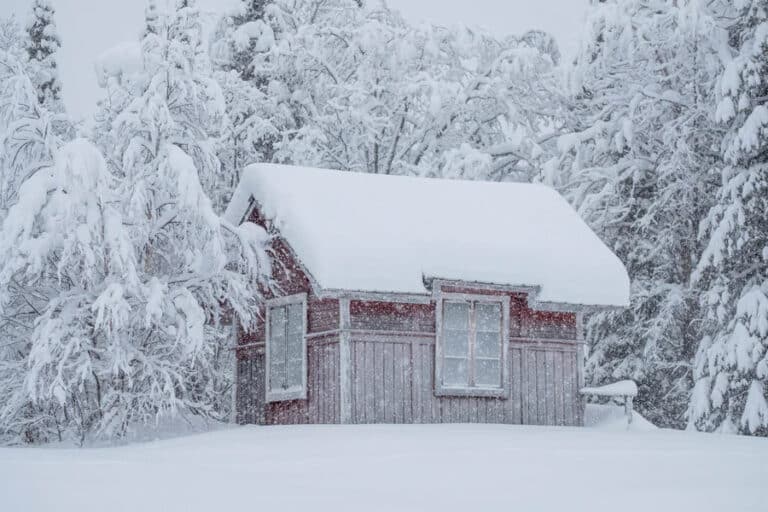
[211,0,282,194]
[229,0,271,83]
[556,0,724,428]
[690,0,768,435]
[142,0,161,37]
[25,0,62,109]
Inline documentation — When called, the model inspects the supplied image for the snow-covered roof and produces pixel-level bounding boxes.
[225,164,630,308]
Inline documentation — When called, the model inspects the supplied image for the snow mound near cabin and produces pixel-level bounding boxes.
[585,403,657,431]
[2,423,765,512]
[225,164,630,308]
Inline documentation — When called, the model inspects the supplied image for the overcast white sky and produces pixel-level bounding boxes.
[1,0,588,121]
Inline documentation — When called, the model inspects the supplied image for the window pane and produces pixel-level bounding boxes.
[270,361,286,390]
[476,331,501,359]
[475,359,501,388]
[287,303,303,335]
[444,329,469,358]
[285,339,303,389]
[286,303,304,388]
[444,302,469,330]
[476,303,501,332]
[269,305,287,337]
[286,326,303,361]
[286,357,303,389]
[269,306,286,390]
[444,357,469,387]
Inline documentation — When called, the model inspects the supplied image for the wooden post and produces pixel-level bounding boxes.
[625,395,633,428]
[339,298,352,424]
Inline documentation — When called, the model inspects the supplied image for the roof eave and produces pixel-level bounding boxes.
[425,277,627,312]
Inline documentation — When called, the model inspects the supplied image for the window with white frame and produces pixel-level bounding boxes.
[266,294,307,402]
[436,294,509,397]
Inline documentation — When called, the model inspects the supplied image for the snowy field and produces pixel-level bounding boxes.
[1,407,766,512]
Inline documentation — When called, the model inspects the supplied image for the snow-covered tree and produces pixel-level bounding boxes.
[0,16,68,443]
[210,0,285,194]
[555,0,726,428]
[0,139,134,442]
[0,16,61,214]
[97,0,232,207]
[0,15,22,52]
[25,0,62,110]
[264,0,561,181]
[223,0,273,83]
[90,0,269,435]
[690,0,768,435]
[142,0,161,37]
[0,59,59,215]
[207,0,563,192]
[0,137,267,444]
[0,1,270,444]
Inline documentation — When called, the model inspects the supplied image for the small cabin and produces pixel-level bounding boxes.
[225,164,629,426]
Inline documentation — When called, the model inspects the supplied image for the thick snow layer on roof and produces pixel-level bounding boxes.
[225,164,630,308]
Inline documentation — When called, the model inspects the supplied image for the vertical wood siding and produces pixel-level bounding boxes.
[237,330,582,426]
[347,337,580,426]
[265,339,341,425]
[236,339,341,425]
[235,255,584,427]
[236,351,265,425]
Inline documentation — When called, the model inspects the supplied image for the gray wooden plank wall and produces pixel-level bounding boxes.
[349,338,580,426]
[236,352,265,425]
[237,339,341,425]
[238,338,581,427]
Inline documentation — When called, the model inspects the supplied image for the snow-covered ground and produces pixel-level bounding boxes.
[1,406,765,512]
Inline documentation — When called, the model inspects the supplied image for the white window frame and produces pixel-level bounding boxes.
[435,292,510,398]
[265,293,308,403]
